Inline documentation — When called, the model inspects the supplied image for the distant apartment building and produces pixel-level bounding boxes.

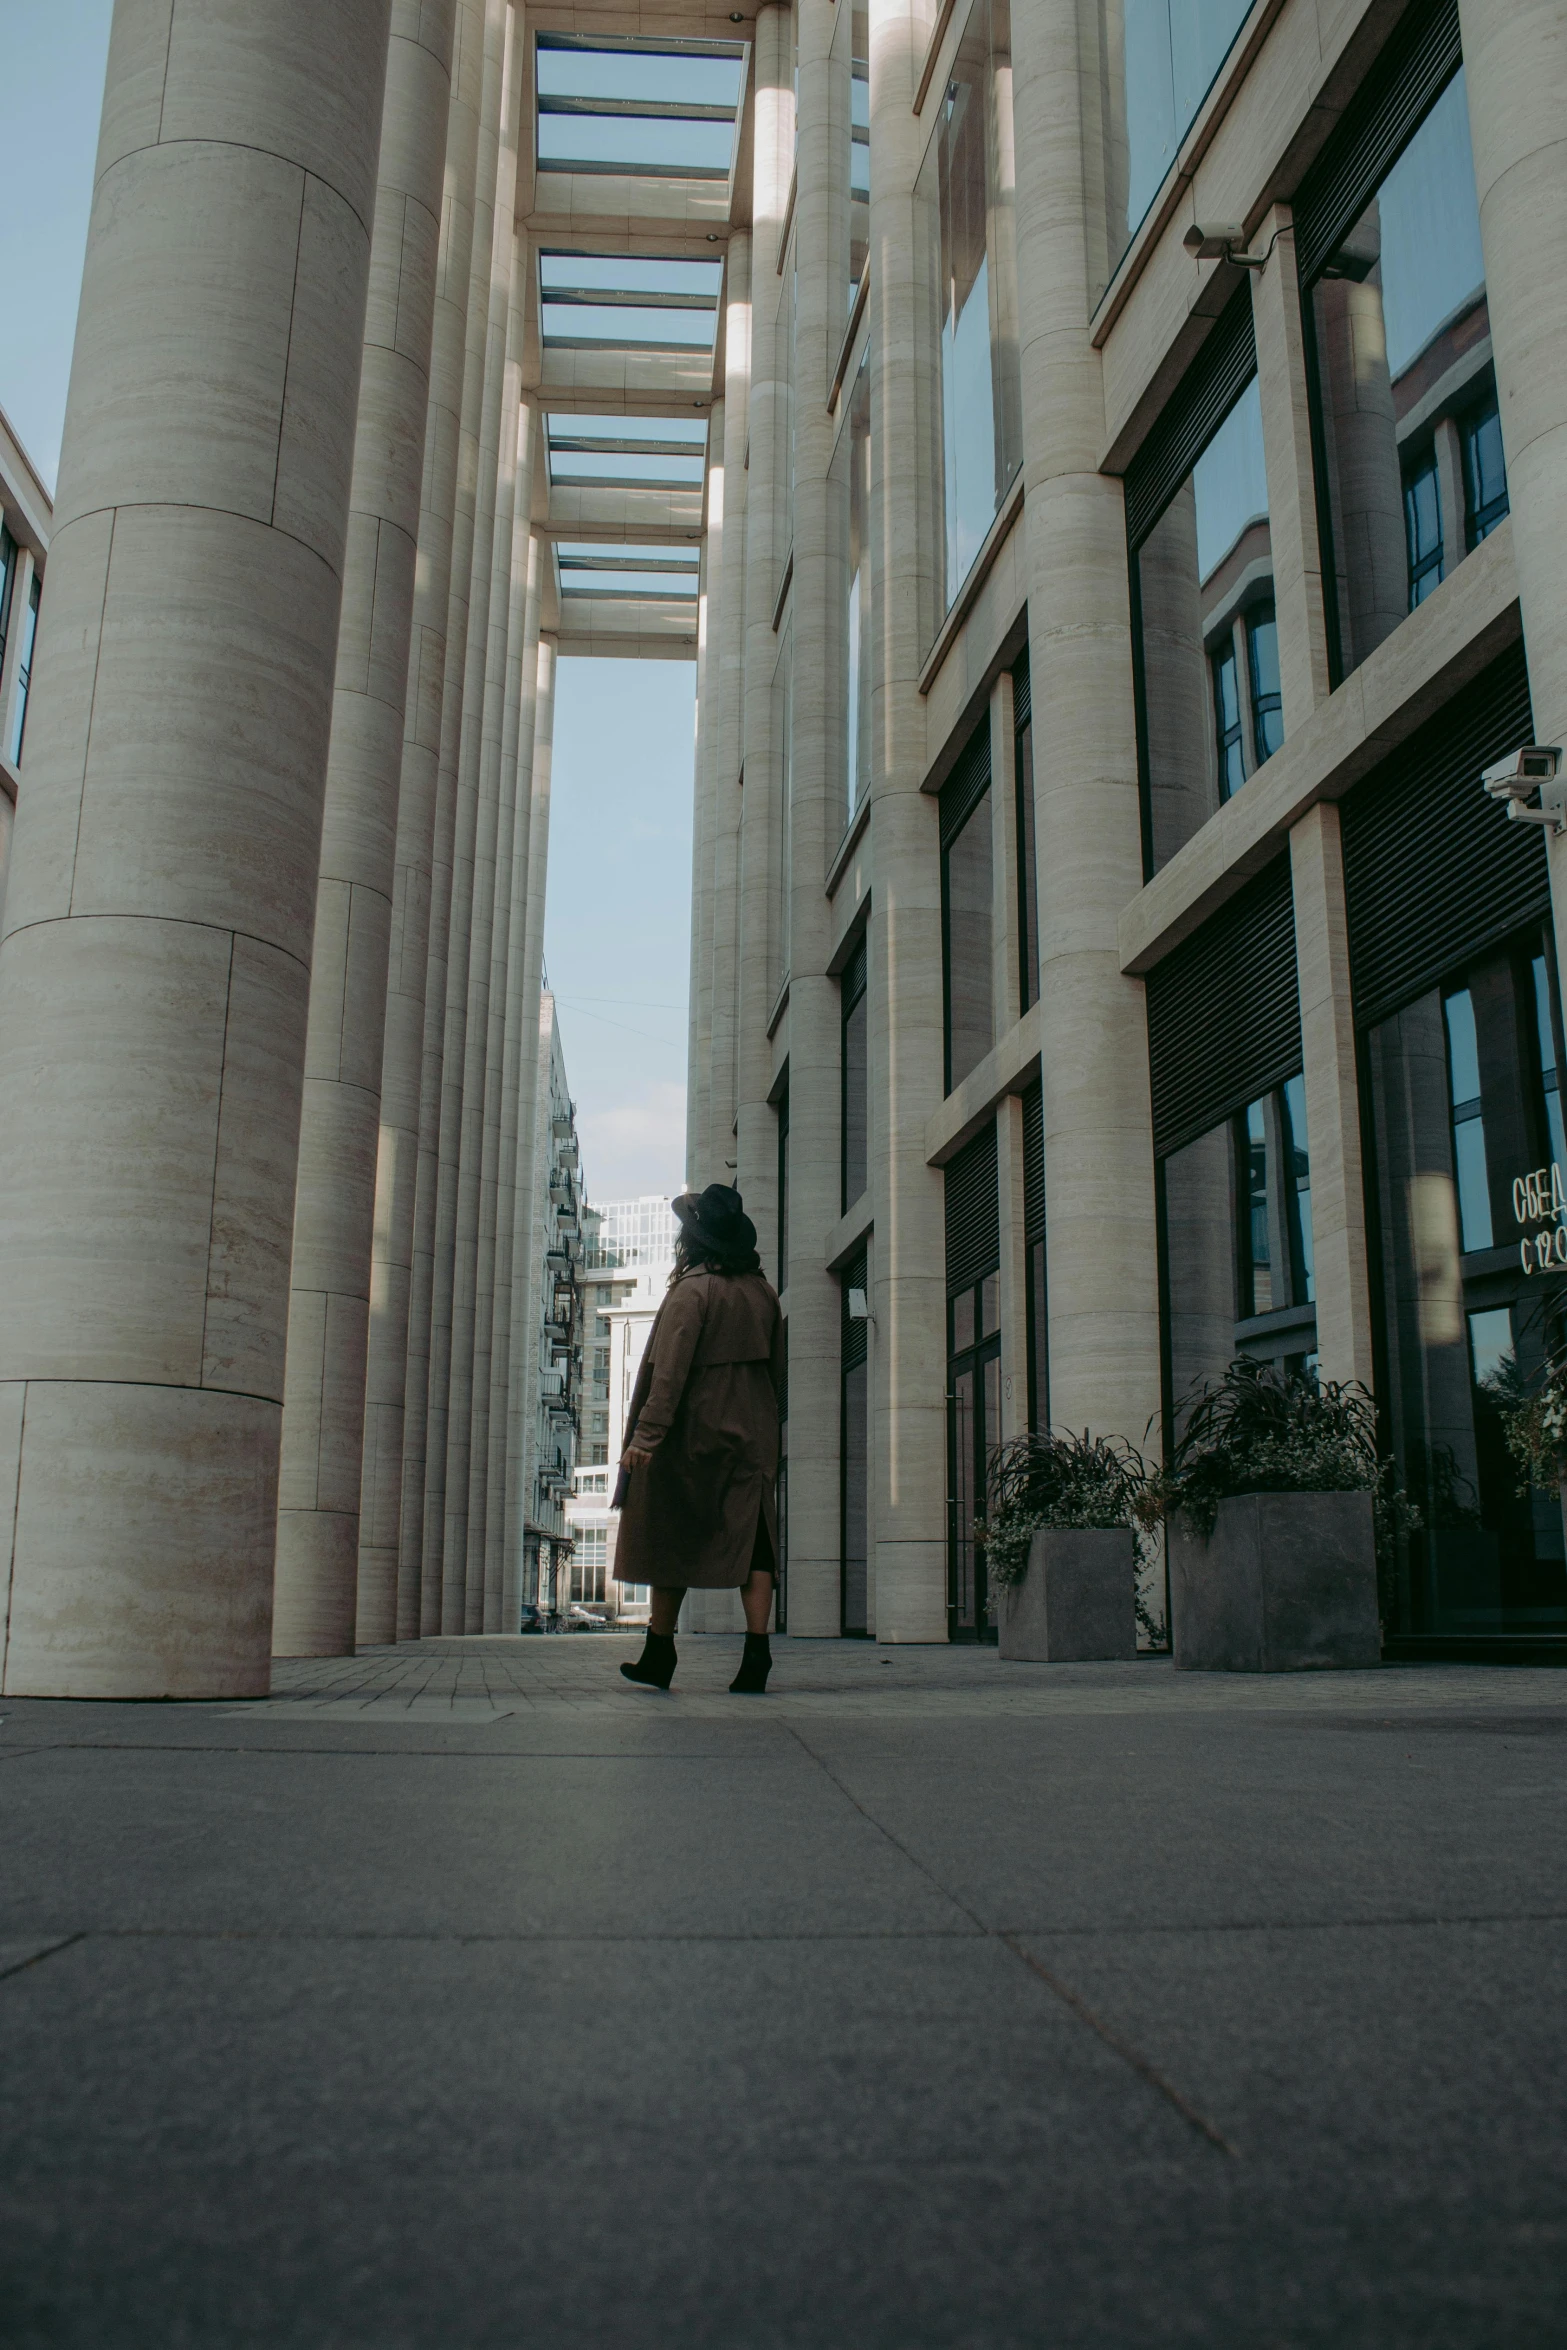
[565,1195,677,1622]
[520,992,584,1623]
[0,406,49,928]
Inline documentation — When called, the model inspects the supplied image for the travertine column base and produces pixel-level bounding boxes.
[0,0,392,1696]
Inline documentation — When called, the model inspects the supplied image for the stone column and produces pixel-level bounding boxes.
[405,0,508,1638]
[360,0,487,1649]
[1291,802,1376,1390]
[507,635,558,1578]
[687,438,720,1182]
[484,513,544,1631]
[780,0,846,1637]
[426,0,518,1632]
[463,380,535,1633]
[0,0,394,1698]
[1252,202,1332,727]
[735,4,792,1277]
[705,235,753,1183]
[866,0,946,1642]
[1456,0,1567,980]
[1011,0,1161,1455]
[273,0,456,1659]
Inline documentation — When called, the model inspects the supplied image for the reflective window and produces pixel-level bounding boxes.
[1014,660,1038,1013]
[841,1247,870,1634]
[1161,1074,1318,1421]
[836,351,872,825]
[948,1275,1002,1638]
[915,0,1022,629]
[941,761,993,1094]
[0,526,15,688]
[1305,69,1505,683]
[8,568,39,767]
[1090,0,1251,292]
[831,0,870,326]
[841,938,868,1211]
[1134,369,1277,872]
[1364,929,1567,1639]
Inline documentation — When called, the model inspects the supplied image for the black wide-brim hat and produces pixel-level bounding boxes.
[672,1183,758,1263]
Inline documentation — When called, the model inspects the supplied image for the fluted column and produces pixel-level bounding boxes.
[432,6,522,1630]
[706,236,753,1182]
[0,0,394,1698]
[735,6,792,1264]
[359,0,487,1648]
[405,0,508,1637]
[485,510,544,1631]
[687,404,722,1182]
[1011,0,1160,1449]
[273,0,456,1659]
[507,636,558,1577]
[866,0,945,1642]
[1456,1,1567,981]
[782,0,846,1636]
[459,360,535,1632]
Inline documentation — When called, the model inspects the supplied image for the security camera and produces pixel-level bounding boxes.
[1482,745,1565,830]
[848,1286,873,1323]
[1182,221,1266,267]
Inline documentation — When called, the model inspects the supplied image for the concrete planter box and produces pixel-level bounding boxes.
[997,1528,1136,1662]
[1168,1489,1380,1672]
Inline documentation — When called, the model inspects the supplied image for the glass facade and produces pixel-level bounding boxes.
[841,1247,870,1634]
[1014,660,1038,1014]
[839,351,872,825]
[1134,370,1277,872]
[7,562,39,768]
[1161,1074,1318,1425]
[1304,69,1505,683]
[942,773,993,1093]
[841,937,868,1210]
[916,0,1022,630]
[948,1270,1001,1637]
[1363,928,1567,1642]
[831,0,870,330]
[1092,0,1252,289]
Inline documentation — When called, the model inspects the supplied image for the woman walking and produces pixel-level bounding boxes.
[613,1185,785,1694]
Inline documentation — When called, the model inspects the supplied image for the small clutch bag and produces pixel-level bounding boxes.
[611,1464,632,1510]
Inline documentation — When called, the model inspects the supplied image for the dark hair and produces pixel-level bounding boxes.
[670,1228,762,1286]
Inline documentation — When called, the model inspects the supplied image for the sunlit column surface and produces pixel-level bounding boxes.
[405,0,508,1638]
[781,0,848,1636]
[486,506,544,1632]
[508,636,559,1583]
[1011,0,1160,1452]
[274,0,457,1659]
[867,0,947,1642]
[705,237,754,1184]
[0,0,394,1697]
[1456,0,1567,984]
[361,0,489,1648]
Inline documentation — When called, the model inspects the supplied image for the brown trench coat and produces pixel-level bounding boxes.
[612,1268,785,1590]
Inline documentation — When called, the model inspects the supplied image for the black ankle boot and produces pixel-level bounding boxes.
[729,1632,772,1694]
[620,1631,677,1690]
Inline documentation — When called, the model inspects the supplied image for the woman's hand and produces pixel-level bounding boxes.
[621,1443,653,1469]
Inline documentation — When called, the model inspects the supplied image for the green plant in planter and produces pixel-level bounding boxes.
[979,1429,1151,1588]
[1159,1358,1413,1557]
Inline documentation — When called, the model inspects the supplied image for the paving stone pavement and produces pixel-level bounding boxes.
[3,1634,1566,2347]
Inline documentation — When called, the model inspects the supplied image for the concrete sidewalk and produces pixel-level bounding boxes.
[3,1636,1565,2347]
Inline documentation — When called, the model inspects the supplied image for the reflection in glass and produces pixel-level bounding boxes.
[843,355,872,821]
[830,0,870,321]
[842,942,868,1211]
[1365,933,1567,1638]
[842,1249,869,1633]
[948,1278,1002,1636]
[942,782,993,1093]
[1014,666,1038,1012]
[916,0,1022,626]
[1444,987,1494,1252]
[1306,70,1505,681]
[1088,0,1251,291]
[1134,367,1277,871]
[1162,1076,1317,1428]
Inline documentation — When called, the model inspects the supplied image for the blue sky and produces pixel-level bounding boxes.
[0,5,695,1208]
